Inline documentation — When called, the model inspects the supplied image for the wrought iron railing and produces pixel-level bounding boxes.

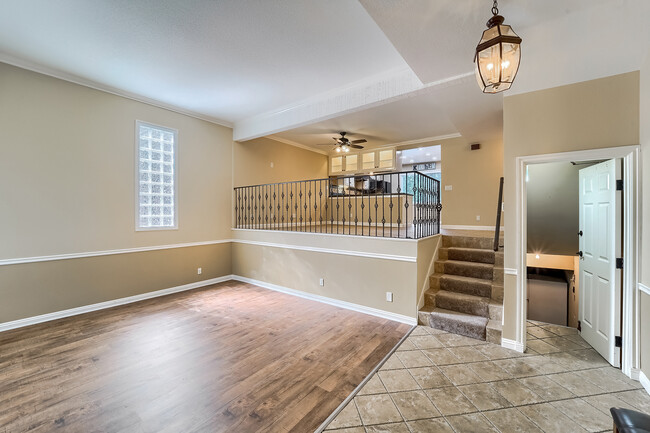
[234,171,441,239]
[494,176,504,251]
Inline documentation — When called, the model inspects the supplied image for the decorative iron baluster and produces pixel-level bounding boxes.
[374,179,378,237]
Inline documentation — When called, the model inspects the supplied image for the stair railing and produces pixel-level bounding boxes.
[493,177,504,251]
[233,170,441,239]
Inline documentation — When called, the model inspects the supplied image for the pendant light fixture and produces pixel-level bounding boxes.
[474,0,522,93]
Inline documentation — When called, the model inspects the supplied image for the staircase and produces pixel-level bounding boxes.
[418,235,504,343]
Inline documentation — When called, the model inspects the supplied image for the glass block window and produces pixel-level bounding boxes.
[136,121,177,230]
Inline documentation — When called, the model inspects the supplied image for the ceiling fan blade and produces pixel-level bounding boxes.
[349,139,367,144]
[316,143,337,146]
[350,144,364,149]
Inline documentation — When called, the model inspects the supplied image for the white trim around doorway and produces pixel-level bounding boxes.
[513,145,640,378]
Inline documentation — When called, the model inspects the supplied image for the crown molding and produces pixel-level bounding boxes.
[0,54,233,128]
[385,133,463,149]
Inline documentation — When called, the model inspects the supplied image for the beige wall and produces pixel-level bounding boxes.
[232,243,418,318]
[230,229,434,319]
[0,243,231,323]
[233,137,327,187]
[417,235,441,307]
[440,136,503,226]
[0,63,233,259]
[0,63,233,323]
[502,72,640,343]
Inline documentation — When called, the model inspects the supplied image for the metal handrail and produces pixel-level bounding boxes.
[233,170,439,189]
[234,171,442,239]
[494,177,504,251]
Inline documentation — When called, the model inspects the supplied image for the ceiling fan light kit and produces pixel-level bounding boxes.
[317,132,366,152]
[474,0,522,94]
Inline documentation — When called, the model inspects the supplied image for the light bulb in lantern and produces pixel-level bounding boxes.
[474,1,522,94]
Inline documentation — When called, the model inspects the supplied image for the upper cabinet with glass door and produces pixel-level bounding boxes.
[330,148,395,175]
[329,154,359,175]
[360,148,396,172]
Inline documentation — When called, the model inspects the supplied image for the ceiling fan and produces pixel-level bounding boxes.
[317,132,367,152]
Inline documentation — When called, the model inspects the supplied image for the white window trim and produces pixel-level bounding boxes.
[135,120,179,231]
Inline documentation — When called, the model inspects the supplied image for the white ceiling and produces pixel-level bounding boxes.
[271,74,503,151]
[357,0,612,85]
[0,0,407,123]
[1,0,649,147]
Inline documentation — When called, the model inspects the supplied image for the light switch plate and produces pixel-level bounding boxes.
[444,185,452,191]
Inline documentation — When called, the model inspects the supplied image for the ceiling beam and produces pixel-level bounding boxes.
[233,67,474,141]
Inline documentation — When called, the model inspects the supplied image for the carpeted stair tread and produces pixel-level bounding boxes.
[427,308,488,341]
[442,235,499,250]
[436,260,494,280]
[439,274,493,297]
[486,319,503,344]
[446,247,495,264]
[435,290,490,317]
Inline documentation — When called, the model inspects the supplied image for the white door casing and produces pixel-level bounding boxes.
[578,159,622,367]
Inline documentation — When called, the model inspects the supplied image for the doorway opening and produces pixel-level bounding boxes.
[525,159,622,366]
[514,146,639,378]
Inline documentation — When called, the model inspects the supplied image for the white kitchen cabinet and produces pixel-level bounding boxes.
[330,156,344,174]
[360,149,395,171]
[330,148,395,175]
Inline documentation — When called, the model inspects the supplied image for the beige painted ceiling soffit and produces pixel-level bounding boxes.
[233,67,474,141]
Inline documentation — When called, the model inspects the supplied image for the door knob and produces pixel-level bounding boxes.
[578,230,583,236]
[576,251,583,259]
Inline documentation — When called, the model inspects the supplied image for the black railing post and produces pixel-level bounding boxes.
[494,176,504,252]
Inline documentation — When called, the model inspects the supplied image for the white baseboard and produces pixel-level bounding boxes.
[640,370,650,396]
[630,368,640,381]
[0,275,233,333]
[502,338,525,353]
[232,275,417,326]
[442,225,504,232]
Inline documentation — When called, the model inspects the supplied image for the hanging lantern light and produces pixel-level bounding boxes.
[474,0,522,93]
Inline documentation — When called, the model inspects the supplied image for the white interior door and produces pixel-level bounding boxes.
[578,159,621,367]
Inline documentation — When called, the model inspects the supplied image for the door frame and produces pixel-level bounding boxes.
[513,145,640,378]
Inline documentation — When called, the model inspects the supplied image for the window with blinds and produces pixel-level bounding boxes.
[136,121,177,230]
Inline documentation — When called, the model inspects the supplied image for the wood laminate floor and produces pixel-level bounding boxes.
[0,281,410,433]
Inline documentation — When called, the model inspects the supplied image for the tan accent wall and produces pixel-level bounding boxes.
[0,63,233,323]
[0,62,233,259]
[233,137,328,187]
[0,243,231,323]
[440,136,503,226]
[502,72,640,342]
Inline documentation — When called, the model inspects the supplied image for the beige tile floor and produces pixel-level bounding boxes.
[323,321,649,433]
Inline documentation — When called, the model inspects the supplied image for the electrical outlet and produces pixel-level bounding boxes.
[319,278,324,286]
[386,292,393,302]
[270,162,274,168]
[197,267,202,275]
[476,215,481,221]
[444,185,452,191]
